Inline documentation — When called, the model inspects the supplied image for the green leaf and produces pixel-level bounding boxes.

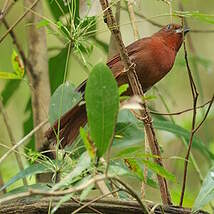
[113,122,144,152]
[153,119,214,160]
[1,184,50,198]
[49,47,68,94]
[52,152,91,191]
[0,163,52,192]
[51,193,73,214]
[36,19,50,29]
[11,50,24,78]
[113,146,142,159]
[193,167,214,211]
[141,159,175,182]
[0,71,21,79]
[49,82,82,125]
[0,50,24,79]
[119,84,129,96]
[80,127,96,160]
[85,63,119,157]
[80,183,94,201]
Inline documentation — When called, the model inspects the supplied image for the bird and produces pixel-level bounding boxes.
[45,23,189,148]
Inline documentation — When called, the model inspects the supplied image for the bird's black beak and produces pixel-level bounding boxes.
[183,27,190,35]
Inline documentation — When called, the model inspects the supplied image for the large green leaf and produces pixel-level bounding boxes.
[49,48,68,94]
[152,119,214,160]
[0,163,52,192]
[85,63,119,157]
[193,167,214,211]
[48,82,82,125]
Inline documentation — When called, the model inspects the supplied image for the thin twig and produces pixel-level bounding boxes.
[113,177,149,214]
[150,98,213,116]
[70,197,103,214]
[0,120,48,165]
[72,189,120,214]
[0,0,16,21]
[0,0,40,43]
[0,98,27,186]
[126,0,140,41]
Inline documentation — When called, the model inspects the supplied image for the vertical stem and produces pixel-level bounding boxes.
[126,0,140,41]
[108,0,121,60]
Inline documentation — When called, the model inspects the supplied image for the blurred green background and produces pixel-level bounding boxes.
[0,0,213,209]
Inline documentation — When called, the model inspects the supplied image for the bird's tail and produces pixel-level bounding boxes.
[45,101,87,148]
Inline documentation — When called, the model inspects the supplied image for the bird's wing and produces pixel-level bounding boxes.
[77,37,151,94]
[106,37,150,69]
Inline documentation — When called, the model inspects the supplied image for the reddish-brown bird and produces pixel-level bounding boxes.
[45,24,189,147]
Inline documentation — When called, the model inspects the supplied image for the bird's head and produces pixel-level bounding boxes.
[154,24,189,52]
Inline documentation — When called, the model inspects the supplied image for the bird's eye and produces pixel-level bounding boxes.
[166,24,172,30]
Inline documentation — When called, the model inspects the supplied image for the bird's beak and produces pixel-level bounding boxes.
[175,27,190,35]
[183,27,190,35]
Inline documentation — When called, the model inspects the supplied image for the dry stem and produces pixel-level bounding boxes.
[179,29,214,206]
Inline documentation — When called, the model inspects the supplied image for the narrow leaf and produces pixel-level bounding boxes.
[193,167,214,211]
[0,163,52,192]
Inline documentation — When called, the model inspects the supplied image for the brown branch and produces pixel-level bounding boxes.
[99,0,172,205]
[0,0,40,43]
[150,98,213,116]
[0,0,17,22]
[0,197,208,214]
[0,98,27,186]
